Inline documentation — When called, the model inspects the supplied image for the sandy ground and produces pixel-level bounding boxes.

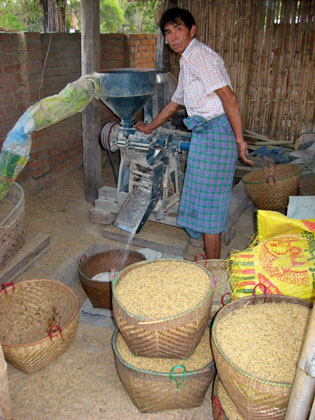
[2,162,255,420]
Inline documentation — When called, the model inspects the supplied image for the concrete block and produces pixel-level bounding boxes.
[89,207,116,225]
[94,196,120,213]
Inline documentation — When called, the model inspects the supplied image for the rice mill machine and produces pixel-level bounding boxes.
[98,68,191,234]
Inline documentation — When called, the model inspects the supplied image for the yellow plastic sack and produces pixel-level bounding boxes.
[229,210,315,302]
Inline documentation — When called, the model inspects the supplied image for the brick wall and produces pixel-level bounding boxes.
[0,31,157,190]
[128,34,157,68]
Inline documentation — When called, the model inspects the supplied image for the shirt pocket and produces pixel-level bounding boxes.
[183,72,204,109]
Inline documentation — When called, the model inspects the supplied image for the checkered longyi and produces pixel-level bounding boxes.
[177,114,238,234]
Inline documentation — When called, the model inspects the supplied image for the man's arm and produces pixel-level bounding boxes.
[134,101,181,134]
[215,85,254,166]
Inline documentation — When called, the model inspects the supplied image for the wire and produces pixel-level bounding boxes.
[38,33,53,101]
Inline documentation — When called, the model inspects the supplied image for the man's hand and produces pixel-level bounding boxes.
[237,139,254,166]
[134,121,153,134]
[134,101,180,135]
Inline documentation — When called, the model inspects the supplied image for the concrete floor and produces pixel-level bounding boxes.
[2,163,255,420]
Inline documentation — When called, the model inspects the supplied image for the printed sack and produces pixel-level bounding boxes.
[229,210,315,301]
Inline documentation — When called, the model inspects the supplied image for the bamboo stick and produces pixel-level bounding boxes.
[0,344,13,420]
[284,305,315,420]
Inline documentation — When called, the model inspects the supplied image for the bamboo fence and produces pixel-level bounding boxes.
[164,0,315,143]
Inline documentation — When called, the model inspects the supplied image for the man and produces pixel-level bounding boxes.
[135,7,253,259]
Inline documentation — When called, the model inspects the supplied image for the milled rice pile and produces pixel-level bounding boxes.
[114,260,211,318]
[216,302,310,383]
[217,379,243,420]
[116,327,212,372]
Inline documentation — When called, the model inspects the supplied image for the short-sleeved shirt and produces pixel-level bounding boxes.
[171,38,232,121]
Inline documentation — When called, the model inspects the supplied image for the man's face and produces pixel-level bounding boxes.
[164,18,196,55]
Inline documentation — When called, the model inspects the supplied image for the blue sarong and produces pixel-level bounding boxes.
[177,114,238,235]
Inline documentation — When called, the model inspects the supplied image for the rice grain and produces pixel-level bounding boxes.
[115,260,211,318]
[215,302,310,383]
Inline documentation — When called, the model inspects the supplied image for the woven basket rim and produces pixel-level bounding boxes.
[212,376,229,420]
[211,295,312,388]
[78,249,146,283]
[0,182,24,228]
[242,164,301,185]
[0,278,80,348]
[112,328,214,377]
[112,259,214,323]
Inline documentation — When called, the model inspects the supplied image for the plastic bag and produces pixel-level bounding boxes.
[229,210,315,301]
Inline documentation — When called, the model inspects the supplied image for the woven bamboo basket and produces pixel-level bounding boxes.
[195,254,231,321]
[212,375,244,420]
[78,249,146,309]
[0,182,25,270]
[0,344,12,420]
[112,328,216,413]
[112,259,214,359]
[242,164,301,210]
[211,294,312,420]
[0,279,80,374]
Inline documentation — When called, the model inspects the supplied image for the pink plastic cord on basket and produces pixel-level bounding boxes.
[194,253,207,266]
[80,255,87,263]
[253,283,267,303]
[49,325,64,342]
[212,395,223,416]
[221,292,231,307]
[194,253,217,288]
[266,163,276,185]
[0,282,15,294]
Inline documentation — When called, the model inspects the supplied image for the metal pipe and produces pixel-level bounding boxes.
[157,126,192,139]
[179,141,190,151]
[284,305,315,420]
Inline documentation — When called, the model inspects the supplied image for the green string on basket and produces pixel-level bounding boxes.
[169,365,186,391]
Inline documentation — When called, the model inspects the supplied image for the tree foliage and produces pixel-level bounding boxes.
[0,0,159,33]
[0,0,42,31]
[119,0,158,33]
[100,0,124,33]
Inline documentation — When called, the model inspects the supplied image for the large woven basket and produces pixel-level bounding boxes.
[212,375,244,420]
[242,164,301,210]
[211,294,312,420]
[0,279,80,374]
[78,249,146,309]
[112,259,214,359]
[0,182,25,270]
[112,328,215,413]
[195,254,231,321]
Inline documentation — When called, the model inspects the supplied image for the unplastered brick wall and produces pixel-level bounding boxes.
[128,34,157,68]
[0,31,156,190]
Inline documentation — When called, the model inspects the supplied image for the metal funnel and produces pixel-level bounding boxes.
[99,69,156,127]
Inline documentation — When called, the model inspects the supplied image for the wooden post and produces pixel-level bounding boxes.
[155,27,170,72]
[284,305,315,420]
[155,0,177,72]
[0,344,12,420]
[80,0,102,203]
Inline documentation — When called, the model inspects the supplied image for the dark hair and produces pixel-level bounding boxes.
[159,7,196,36]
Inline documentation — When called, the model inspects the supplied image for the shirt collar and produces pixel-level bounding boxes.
[181,38,197,61]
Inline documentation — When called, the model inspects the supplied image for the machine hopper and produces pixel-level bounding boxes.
[99,68,157,127]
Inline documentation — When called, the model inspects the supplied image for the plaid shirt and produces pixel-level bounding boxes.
[172,38,232,120]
